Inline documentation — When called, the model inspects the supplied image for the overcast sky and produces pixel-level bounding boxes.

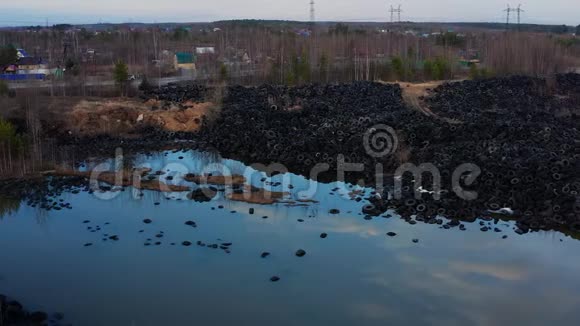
[1,0,578,26]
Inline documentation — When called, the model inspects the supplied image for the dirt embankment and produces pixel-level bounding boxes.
[1,95,216,138]
[388,80,465,124]
[67,98,213,136]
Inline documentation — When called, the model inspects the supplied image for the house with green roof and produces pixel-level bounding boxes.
[175,52,196,71]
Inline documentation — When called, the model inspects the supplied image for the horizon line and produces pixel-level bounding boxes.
[0,19,575,28]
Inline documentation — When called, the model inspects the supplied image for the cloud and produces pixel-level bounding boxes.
[449,261,528,282]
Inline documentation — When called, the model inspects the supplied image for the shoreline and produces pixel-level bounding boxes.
[0,74,579,235]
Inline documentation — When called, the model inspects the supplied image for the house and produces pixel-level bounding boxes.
[1,60,46,81]
[153,50,177,73]
[458,49,481,68]
[1,65,17,74]
[242,52,251,64]
[81,48,96,63]
[17,57,50,74]
[195,47,215,55]
[296,29,312,37]
[222,46,253,66]
[175,52,196,71]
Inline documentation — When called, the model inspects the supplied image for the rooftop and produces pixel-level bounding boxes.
[176,52,195,64]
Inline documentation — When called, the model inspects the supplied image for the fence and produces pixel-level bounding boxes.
[0,74,46,81]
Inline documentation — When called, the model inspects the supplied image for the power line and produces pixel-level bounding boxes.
[515,4,524,26]
[310,0,315,23]
[398,4,402,23]
[389,4,402,23]
[504,4,525,30]
[504,4,512,28]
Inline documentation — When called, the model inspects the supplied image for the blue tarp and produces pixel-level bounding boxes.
[0,74,45,81]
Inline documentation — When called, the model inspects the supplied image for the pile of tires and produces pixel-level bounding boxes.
[144,83,208,103]
[46,75,580,234]
[199,82,411,181]
[367,75,580,233]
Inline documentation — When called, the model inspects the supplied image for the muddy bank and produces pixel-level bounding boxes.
[0,164,283,212]
[53,169,191,192]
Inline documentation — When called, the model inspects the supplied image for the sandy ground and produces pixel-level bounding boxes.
[398,81,443,117]
[385,80,465,124]
[227,186,289,205]
[68,98,213,136]
[52,168,191,192]
[0,95,214,137]
[184,174,246,186]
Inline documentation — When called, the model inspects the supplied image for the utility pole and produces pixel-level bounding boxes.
[398,5,402,23]
[504,4,512,30]
[309,0,317,80]
[515,4,524,27]
[504,4,523,31]
[48,19,53,97]
[389,4,402,23]
[310,0,315,24]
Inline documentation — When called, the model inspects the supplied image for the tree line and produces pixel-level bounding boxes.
[0,22,578,89]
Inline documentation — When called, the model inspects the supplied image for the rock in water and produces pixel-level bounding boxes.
[295,249,306,257]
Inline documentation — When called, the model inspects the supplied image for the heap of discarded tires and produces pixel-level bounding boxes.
[1,294,65,325]
[367,75,580,233]
[37,75,580,234]
[199,82,411,180]
[557,72,580,94]
[143,83,208,103]
[198,76,580,234]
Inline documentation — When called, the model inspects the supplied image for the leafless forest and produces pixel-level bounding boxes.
[1,21,579,88]
[0,21,578,176]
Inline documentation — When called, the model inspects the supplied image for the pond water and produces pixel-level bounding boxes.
[1,149,580,326]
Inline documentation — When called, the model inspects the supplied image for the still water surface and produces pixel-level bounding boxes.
[0,149,579,326]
